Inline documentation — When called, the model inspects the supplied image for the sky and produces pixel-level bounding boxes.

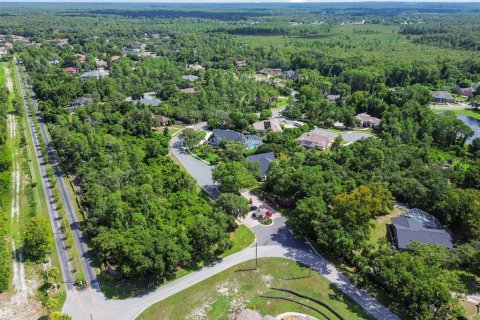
[3,0,480,2]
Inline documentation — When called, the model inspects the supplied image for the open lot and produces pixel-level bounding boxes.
[137,257,372,320]
[312,127,375,144]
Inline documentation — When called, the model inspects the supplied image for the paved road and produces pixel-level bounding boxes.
[169,123,221,199]
[171,132,400,320]
[14,62,75,288]
[63,245,400,320]
[19,67,99,291]
[18,65,399,320]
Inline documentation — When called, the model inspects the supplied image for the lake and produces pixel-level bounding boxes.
[457,114,480,144]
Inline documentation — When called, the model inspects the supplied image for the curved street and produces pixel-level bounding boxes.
[17,63,399,320]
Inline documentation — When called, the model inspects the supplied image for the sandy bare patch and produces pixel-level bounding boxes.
[4,67,13,93]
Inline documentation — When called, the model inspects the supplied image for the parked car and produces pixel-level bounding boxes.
[266,210,273,217]
[250,205,258,211]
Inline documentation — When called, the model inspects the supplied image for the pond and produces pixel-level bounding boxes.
[456,114,480,144]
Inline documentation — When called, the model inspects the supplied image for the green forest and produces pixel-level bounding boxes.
[0,2,479,319]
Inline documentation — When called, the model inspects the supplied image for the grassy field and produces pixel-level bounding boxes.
[441,108,480,121]
[192,146,221,164]
[238,24,478,64]
[137,257,372,320]
[220,225,255,258]
[98,225,255,299]
[368,208,403,247]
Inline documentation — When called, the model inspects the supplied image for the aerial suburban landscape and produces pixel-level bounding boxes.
[0,1,479,320]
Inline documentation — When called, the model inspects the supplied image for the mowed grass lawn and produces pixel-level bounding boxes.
[137,258,372,320]
[432,108,480,121]
[220,225,255,258]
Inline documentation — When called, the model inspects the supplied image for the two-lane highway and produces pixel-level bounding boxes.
[14,61,75,288]
[17,63,99,291]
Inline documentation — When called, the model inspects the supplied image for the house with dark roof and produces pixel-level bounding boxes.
[210,129,262,149]
[125,92,162,107]
[210,129,247,146]
[67,97,94,113]
[246,152,276,178]
[431,91,455,103]
[389,208,453,250]
[283,69,302,80]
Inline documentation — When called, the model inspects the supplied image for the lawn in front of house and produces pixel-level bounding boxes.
[137,257,372,320]
[192,144,222,164]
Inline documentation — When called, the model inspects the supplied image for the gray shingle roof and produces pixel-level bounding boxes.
[212,129,247,145]
[431,91,454,100]
[391,208,453,249]
[182,74,199,81]
[246,152,276,177]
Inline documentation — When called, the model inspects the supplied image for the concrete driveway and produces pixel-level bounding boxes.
[170,127,220,199]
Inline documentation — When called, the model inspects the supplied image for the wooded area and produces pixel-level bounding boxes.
[0,2,479,318]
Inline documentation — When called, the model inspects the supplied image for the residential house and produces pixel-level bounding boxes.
[283,69,302,80]
[56,38,69,47]
[234,60,247,68]
[122,47,141,56]
[210,129,247,146]
[327,94,341,103]
[186,63,204,71]
[153,115,170,126]
[454,87,476,99]
[125,92,162,107]
[210,129,262,148]
[297,132,335,150]
[252,119,283,133]
[182,74,199,82]
[431,91,455,103]
[80,70,109,80]
[95,59,108,69]
[111,55,121,62]
[389,208,453,250]
[64,67,78,75]
[355,112,381,129]
[271,68,282,75]
[0,46,9,55]
[67,97,94,113]
[76,54,86,63]
[246,152,276,178]
[179,87,198,94]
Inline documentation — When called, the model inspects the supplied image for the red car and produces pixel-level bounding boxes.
[266,210,273,217]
